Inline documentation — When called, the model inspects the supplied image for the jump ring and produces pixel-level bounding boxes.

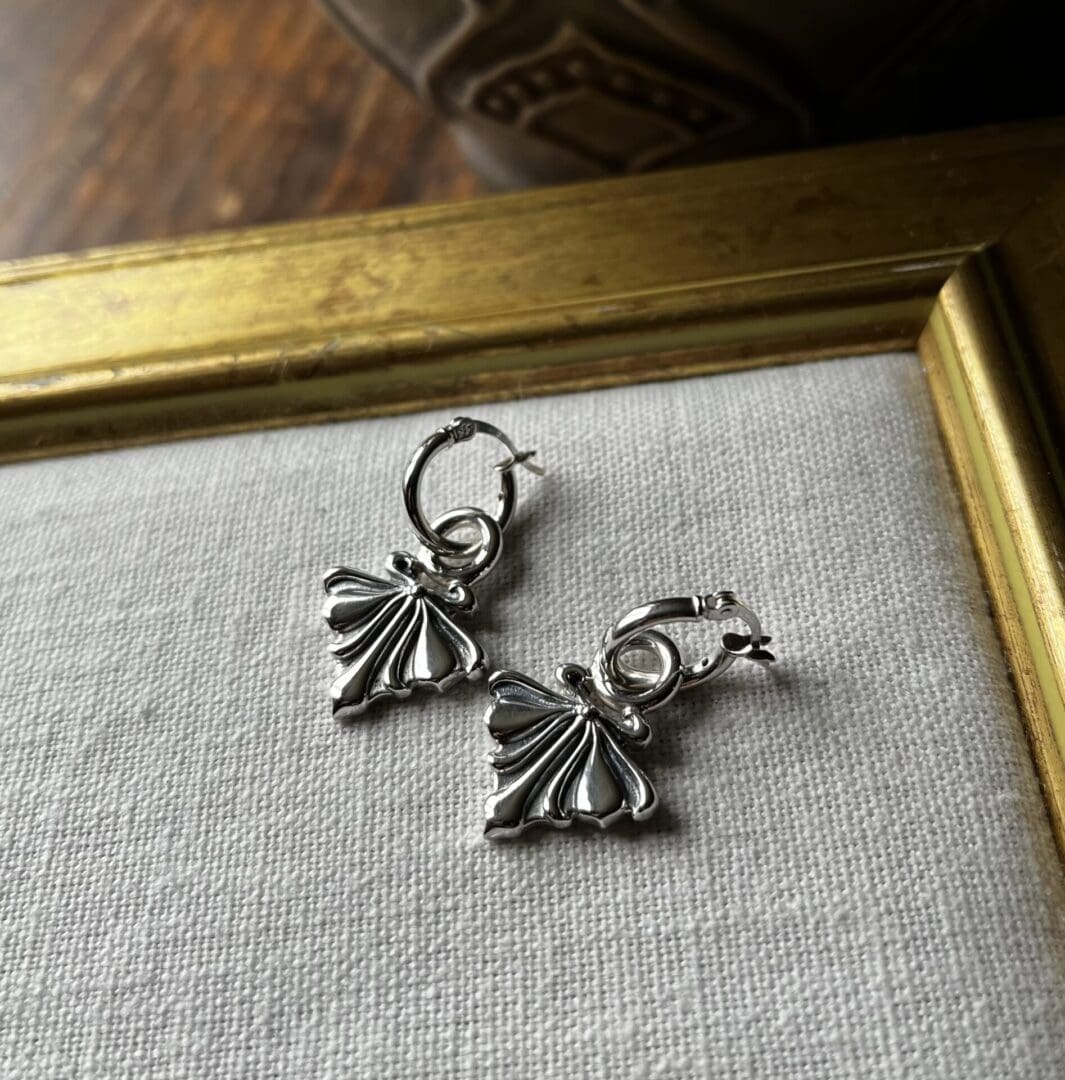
[591,629,684,713]
[418,507,503,585]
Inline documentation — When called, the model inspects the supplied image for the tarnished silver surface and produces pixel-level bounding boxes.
[323,417,540,719]
[485,591,774,838]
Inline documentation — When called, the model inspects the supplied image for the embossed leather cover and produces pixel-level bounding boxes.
[321,0,1059,185]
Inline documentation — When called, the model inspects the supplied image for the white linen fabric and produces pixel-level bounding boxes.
[1,353,1063,1079]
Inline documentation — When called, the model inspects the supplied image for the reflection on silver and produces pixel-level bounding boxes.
[484,591,775,838]
[323,418,540,718]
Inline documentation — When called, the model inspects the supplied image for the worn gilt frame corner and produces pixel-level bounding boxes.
[1,121,1064,854]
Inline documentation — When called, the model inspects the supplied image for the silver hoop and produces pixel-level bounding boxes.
[595,591,770,706]
[403,417,541,557]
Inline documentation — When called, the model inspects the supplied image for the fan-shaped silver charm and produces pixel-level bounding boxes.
[324,555,485,722]
[485,666,657,838]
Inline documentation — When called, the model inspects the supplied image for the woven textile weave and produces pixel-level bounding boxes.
[1,353,1063,1077]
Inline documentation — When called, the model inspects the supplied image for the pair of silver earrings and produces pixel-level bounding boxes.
[322,417,775,840]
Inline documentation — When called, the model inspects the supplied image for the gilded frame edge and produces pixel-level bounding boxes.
[1,122,1064,855]
[920,253,1065,858]
[2,122,1064,459]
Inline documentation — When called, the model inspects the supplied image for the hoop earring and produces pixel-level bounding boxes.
[483,591,774,838]
[323,417,543,721]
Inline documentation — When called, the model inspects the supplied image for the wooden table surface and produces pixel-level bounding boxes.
[0,0,485,260]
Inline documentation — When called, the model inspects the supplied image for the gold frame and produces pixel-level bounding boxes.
[2,121,1064,854]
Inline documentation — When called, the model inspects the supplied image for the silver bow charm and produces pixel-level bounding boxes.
[324,552,484,721]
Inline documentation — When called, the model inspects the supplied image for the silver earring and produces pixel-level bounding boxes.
[483,591,775,838]
[323,417,543,721]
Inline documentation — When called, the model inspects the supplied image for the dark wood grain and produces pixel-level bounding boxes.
[0,0,485,259]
